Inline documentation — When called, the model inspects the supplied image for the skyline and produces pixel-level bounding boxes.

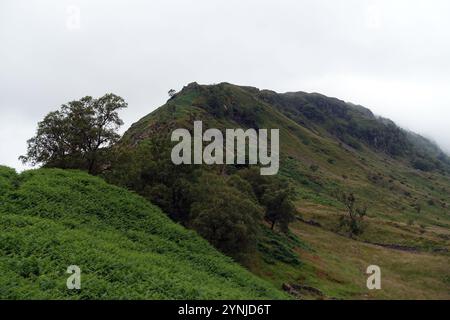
[1,0,450,170]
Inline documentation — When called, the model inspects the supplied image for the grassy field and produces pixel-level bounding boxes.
[250,218,449,300]
[292,220,449,300]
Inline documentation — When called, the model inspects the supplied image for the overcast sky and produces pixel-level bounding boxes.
[1,0,450,171]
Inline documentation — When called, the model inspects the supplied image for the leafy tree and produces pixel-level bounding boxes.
[189,173,263,259]
[138,138,196,222]
[168,89,177,98]
[104,137,197,222]
[238,168,297,232]
[261,181,296,232]
[226,174,258,202]
[20,94,127,174]
[237,167,271,199]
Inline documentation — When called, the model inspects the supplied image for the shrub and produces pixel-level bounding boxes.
[189,173,263,259]
[336,192,367,236]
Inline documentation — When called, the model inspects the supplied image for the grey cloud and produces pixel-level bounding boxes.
[1,0,450,170]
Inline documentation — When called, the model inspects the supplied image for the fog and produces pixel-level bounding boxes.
[1,0,450,171]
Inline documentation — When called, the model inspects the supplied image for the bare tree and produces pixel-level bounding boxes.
[336,192,367,236]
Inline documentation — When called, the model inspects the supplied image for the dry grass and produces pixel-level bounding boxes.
[290,221,450,300]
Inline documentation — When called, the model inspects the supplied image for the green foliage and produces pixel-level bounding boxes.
[168,89,177,98]
[412,158,436,172]
[6,82,450,300]
[261,182,296,233]
[103,134,298,261]
[190,83,261,127]
[0,166,18,194]
[0,167,286,299]
[189,173,263,259]
[336,192,367,236]
[238,168,297,233]
[262,90,450,171]
[97,82,450,299]
[104,138,196,222]
[257,228,304,266]
[20,94,127,174]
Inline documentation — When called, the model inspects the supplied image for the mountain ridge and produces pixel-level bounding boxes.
[114,82,450,299]
[2,82,449,300]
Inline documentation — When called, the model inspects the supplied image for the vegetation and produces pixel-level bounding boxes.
[258,90,450,172]
[238,168,296,232]
[336,192,367,236]
[0,166,287,299]
[189,173,263,258]
[168,89,177,98]
[102,139,297,261]
[120,82,449,299]
[15,81,450,299]
[20,94,127,174]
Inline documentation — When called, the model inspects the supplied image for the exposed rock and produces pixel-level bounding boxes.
[282,283,324,298]
[291,284,324,297]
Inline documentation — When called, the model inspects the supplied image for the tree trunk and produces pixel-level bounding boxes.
[88,153,96,174]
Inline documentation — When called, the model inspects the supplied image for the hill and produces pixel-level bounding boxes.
[115,82,450,299]
[0,166,287,299]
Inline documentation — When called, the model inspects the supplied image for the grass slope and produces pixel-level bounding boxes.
[124,82,450,248]
[122,82,450,299]
[0,166,287,299]
[252,220,450,300]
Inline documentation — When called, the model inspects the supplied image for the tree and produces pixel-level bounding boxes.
[168,89,177,98]
[20,94,127,174]
[336,192,367,236]
[238,168,297,233]
[261,181,296,232]
[189,173,263,259]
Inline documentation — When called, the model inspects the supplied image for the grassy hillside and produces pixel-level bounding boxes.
[253,220,450,300]
[123,82,450,247]
[0,166,287,299]
[117,82,450,299]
